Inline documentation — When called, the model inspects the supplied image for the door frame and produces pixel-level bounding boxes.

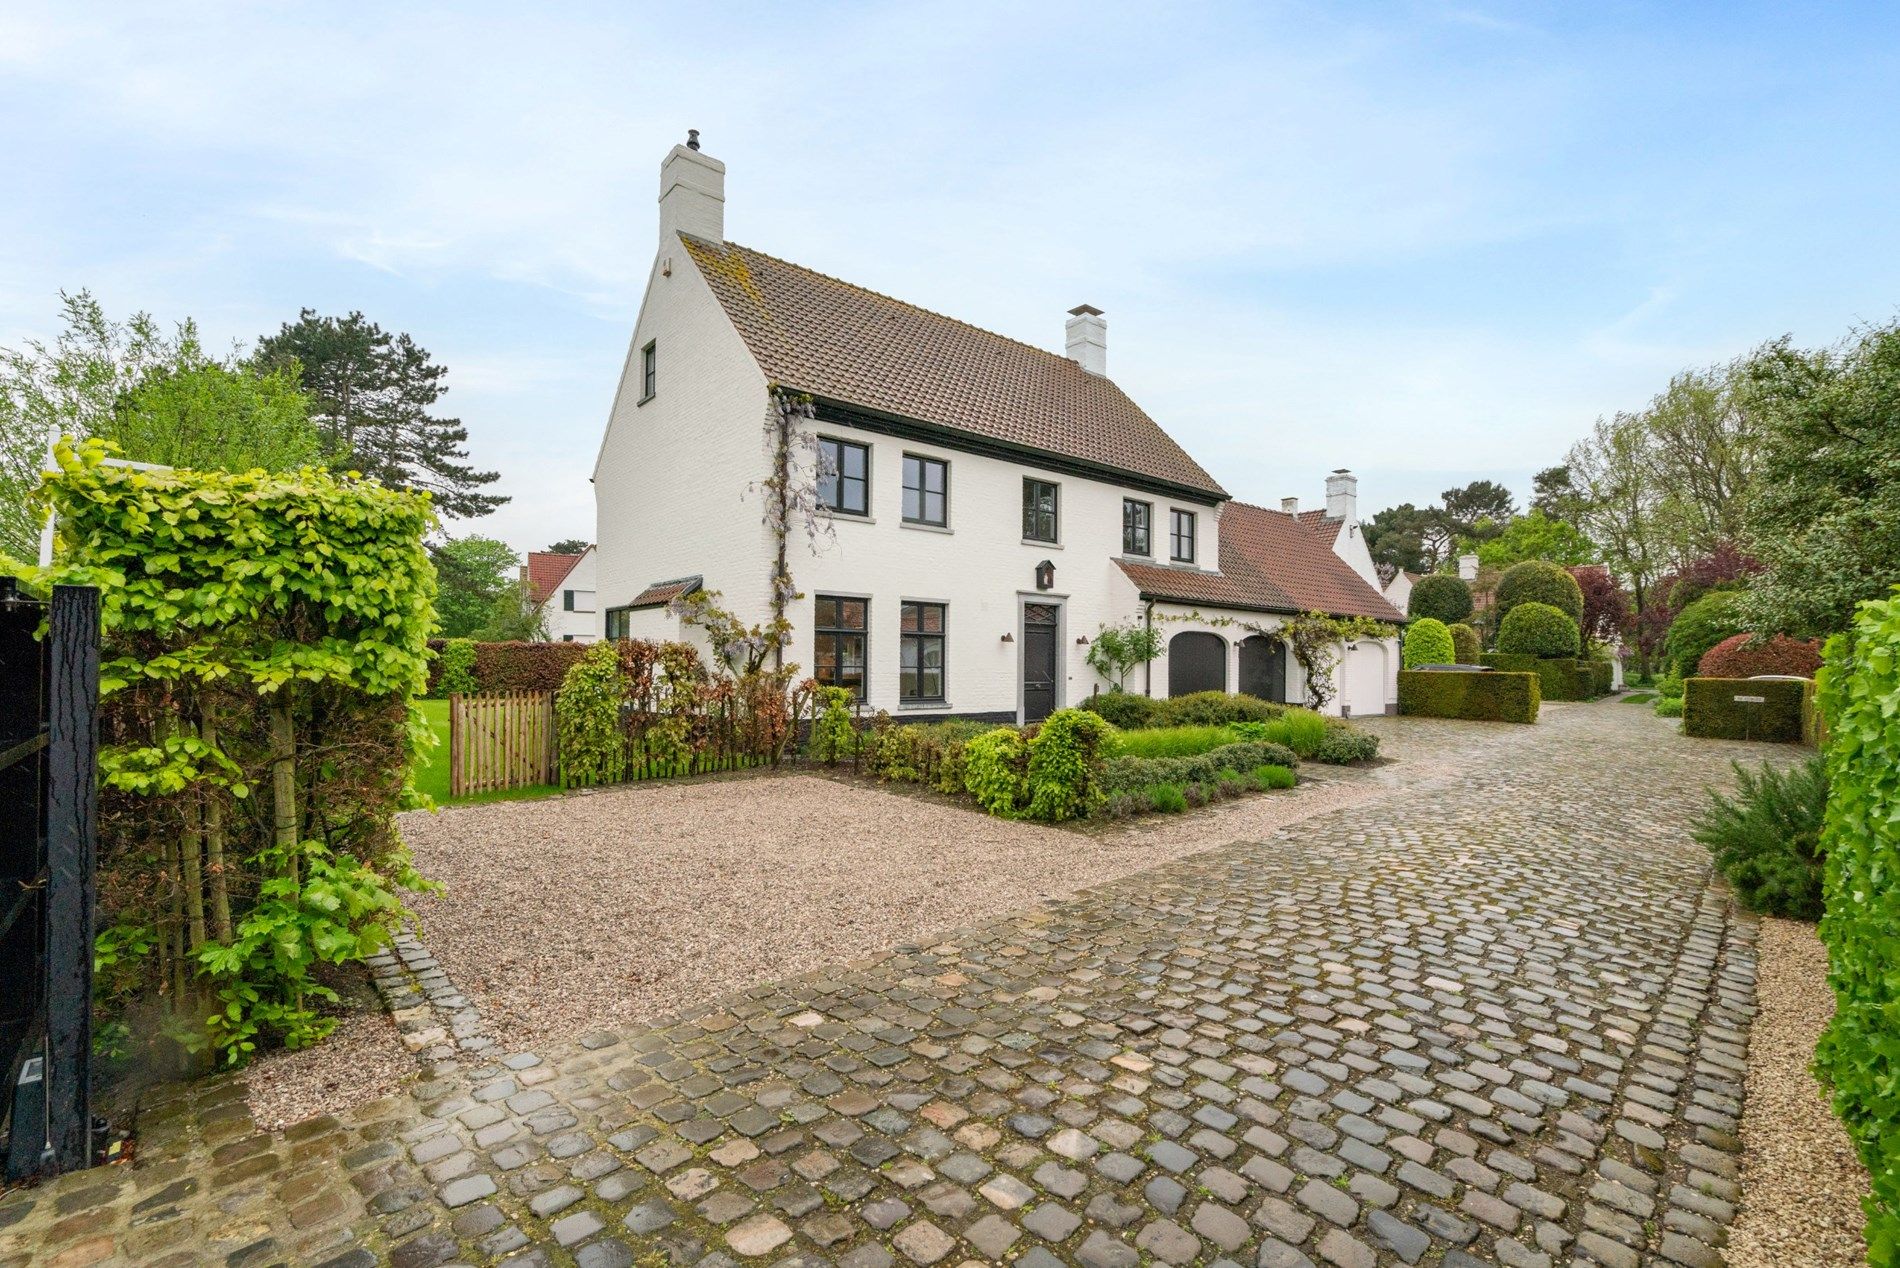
[1015,592,1067,725]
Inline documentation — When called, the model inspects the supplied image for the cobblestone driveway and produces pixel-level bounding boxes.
[3,703,1780,1267]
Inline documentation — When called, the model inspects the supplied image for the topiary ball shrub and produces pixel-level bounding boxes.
[1664,591,1747,679]
[1697,632,1823,680]
[1692,758,1827,920]
[1496,561,1584,625]
[1497,602,1581,658]
[1408,574,1473,625]
[1082,690,1159,729]
[1448,623,1481,663]
[1402,618,1456,668]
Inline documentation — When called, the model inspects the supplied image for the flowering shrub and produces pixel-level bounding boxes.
[1697,632,1822,679]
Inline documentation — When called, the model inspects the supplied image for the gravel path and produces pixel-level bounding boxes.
[241,1006,415,1132]
[1728,915,1870,1267]
[395,768,1384,1049]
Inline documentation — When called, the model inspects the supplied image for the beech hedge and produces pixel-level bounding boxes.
[426,638,587,694]
[1697,632,1823,680]
[1397,670,1540,723]
[1815,592,1900,1258]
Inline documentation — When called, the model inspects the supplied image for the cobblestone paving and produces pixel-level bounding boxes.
[1,703,1784,1267]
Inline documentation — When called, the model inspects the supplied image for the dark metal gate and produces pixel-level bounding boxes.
[1,580,100,1181]
[1238,634,1288,703]
[1167,631,1227,696]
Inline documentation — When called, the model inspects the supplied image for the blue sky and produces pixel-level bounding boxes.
[4,1,1896,554]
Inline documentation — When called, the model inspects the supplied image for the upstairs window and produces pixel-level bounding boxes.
[900,602,946,702]
[563,589,576,611]
[818,437,870,516]
[903,454,948,526]
[1023,478,1059,543]
[814,595,868,698]
[640,341,657,401]
[1123,499,1152,556]
[1171,509,1197,563]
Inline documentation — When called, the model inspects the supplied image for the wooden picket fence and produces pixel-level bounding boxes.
[449,691,556,796]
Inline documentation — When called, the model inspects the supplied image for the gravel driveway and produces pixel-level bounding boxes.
[396,768,1384,1049]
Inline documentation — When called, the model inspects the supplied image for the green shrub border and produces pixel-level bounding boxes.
[1397,670,1540,723]
[1681,677,1807,743]
[1479,653,1607,701]
[1815,593,1900,1255]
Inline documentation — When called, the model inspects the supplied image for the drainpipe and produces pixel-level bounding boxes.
[1143,600,1155,697]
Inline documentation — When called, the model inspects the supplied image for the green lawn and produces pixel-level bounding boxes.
[411,698,560,807]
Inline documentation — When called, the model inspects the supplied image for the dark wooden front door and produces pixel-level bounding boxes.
[1022,602,1059,723]
[1167,631,1226,696]
[1238,634,1287,703]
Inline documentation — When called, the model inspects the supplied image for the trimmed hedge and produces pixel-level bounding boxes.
[1681,677,1807,742]
[1497,601,1581,658]
[1101,740,1299,795]
[1479,653,1606,702]
[426,638,587,694]
[1698,632,1822,679]
[1409,574,1473,624]
[1814,592,1900,1255]
[1448,622,1481,663]
[1397,670,1540,723]
[1403,618,1456,668]
[1496,560,1584,624]
[1080,689,1283,729]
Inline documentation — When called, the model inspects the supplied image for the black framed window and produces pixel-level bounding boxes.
[1023,478,1059,543]
[902,454,948,526]
[640,341,657,400]
[814,595,868,698]
[605,607,631,640]
[818,437,870,516]
[900,601,946,702]
[1123,499,1152,555]
[563,590,575,611]
[1171,509,1196,563]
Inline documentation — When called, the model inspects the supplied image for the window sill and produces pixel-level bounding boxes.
[902,521,952,535]
[1022,539,1063,549]
[636,394,655,407]
[829,512,876,524]
[1120,551,1154,562]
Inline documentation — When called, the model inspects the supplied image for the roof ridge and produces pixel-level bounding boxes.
[690,234,1101,380]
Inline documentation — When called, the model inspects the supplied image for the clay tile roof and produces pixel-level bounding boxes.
[1116,502,1404,622]
[627,575,702,609]
[524,551,584,607]
[680,236,1226,499]
[1296,508,1345,546]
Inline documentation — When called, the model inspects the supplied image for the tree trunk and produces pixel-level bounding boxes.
[269,699,299,885]
[201,712,233,942]
[180,789,205,953]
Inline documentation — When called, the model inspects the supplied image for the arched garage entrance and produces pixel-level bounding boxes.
[1237,634,1287,703]
[1167,631,1227,696]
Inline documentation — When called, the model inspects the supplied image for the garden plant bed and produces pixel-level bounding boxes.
[393,765,1387,1049]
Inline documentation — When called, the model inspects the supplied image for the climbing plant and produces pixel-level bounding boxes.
[1155,610,1398,712]
[30,438,437,1065]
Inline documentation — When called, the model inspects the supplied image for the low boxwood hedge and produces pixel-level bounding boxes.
[1681,677,1807,743]
[1397,670,1540,723]
[1101,739,1299,795]
[1479,653,1606,702]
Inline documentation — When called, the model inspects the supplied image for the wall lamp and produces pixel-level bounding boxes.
[1000,632,1014,643]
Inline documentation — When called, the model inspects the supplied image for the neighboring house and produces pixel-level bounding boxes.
[524,547,598,642]
[593,136,1404,720]
[1381,567,1417,618]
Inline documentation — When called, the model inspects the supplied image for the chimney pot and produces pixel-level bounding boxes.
[1064,305,1107,376]
[1281,497,1299,515]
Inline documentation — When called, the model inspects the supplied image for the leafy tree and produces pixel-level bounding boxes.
[429,535,521,638]
[1570,565,1631,647]
[1086,621,1164,691]
[1474,510,1595,569]
[1645,362,1756,556]
[1496,560,1584,625]
[477,580,551,642]
[1568,411,1667,658]
[257,310,505,519]
[1408,574,1473,625]
[1365,503,1445,575]
[1439,480,1516,542]
[545,538,590,555]
[1664,591,1747,678]
[103,361,322,473]
[1738,322,1900,636]
[1531,465,1584,524]
[3,291,306,558]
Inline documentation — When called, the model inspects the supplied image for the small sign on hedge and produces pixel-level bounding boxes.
[1680,677,1807,743]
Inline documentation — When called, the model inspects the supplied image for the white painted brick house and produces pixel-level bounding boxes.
[593,137,1402,721]
[525,547,597,642]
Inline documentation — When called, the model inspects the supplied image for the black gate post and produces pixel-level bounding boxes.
[44,585,98,1172]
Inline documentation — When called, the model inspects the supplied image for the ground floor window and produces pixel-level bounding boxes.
[900,601,945,702]
[605,607,632,640]
[814,595,868,698]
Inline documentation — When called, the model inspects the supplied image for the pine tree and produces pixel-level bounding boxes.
[257,310,505,519]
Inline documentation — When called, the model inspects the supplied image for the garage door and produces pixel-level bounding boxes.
[1167,632,1226,696]
[1341,644,1388,718]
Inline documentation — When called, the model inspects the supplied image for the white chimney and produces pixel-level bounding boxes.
[1281,497,1299,515]
[1324,469,1357,522]
[1064,305,1107,376]
[1458,553,1479,581]
[658,129,725,245]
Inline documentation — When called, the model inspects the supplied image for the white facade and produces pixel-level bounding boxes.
[540,547,599,642]
[594,140,1399,720]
